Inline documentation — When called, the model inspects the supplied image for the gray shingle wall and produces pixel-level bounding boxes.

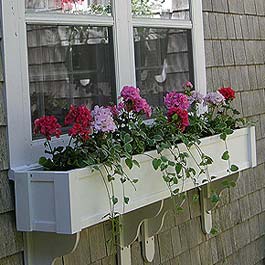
[1,0,265,264]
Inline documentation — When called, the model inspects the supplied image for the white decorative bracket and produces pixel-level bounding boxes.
[119,196,186,263]
[200,173,240,234]
[119,200,163,263]
[24,232,80,265]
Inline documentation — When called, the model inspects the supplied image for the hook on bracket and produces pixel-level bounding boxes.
[200,173,240,234]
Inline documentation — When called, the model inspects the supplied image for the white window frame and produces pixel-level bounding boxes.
[1,0,206,172]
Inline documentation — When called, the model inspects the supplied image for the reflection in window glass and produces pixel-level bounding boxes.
[27,25,116,137]
[132,0,190,20]
[134,28,193,107]
[25,0,111,16]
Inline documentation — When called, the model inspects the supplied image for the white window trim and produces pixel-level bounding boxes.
[1,0,206,171]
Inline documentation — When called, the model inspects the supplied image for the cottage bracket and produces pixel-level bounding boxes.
[24,232,80,265]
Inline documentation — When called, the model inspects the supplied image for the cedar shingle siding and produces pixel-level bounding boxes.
[1,0,265,264]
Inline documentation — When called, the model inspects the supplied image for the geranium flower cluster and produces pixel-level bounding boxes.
[34,83,241,175]
[61,0,84,11]
[164,91,190,132]
[164,91,190,110]
[118,86,152,118]
[218,87,235,101]
[189,91,204,105]
[34,84,237,142]
[204,92,225,106]
[34,116,62,141]
[64,105,93,141]
[93,106,117,133]
[186,85,235,107]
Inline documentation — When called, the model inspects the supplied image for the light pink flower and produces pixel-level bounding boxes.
[204,92,226,106]
[189,91,204,105]
[93,105,117,133]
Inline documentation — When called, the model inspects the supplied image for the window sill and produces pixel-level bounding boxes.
[12,126,256,234]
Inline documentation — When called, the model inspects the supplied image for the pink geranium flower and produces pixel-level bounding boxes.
[119,86,152,118]
[164,91,190,110]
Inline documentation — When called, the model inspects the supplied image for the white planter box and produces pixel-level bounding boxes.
[12,127,257,234]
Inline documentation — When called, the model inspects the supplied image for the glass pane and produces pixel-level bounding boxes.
[134,27,193,107]
[27,25,116,138]
[132,0,190,20]
[25,0,112,16]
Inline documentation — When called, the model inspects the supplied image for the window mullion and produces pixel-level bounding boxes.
[132,18,192,29]
[112,0,136,96]
[190,0,207,96]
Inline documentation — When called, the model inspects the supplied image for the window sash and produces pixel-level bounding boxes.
[25,12,114,26]
[2,0,206,169]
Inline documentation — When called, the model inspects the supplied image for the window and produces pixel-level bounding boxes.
[2,0,206,169]
[27,24,116,136]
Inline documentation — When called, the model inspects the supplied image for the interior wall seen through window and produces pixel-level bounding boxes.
[131,0,190,19]
[25,0,112,15]
[134,28,193,107]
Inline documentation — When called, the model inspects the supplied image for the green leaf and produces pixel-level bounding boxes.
[55,146,64,152]
[152,159,161,170]
[160,163,168,171]
[225,128,234,135]
[192,194,199,202]
[107,174,115,182]
[39,157,47,165]
[124,143,133,154]
[154,135,163,142]
[161,142,170,149]
[210,227,219,236]
[222,180,237,188]
[161,156,168,162]
[173,177,178,185]
[173,188,180,195]
[168,161,175,167]
[222,151,230,161]
[132,160,140,168]
[125,158,133,169]
[120,178,126,184]
[220,133,227,141]
[230,164,239,172]
[210,193,220,203]
[175,163,182,174]
[112,196,118,205]
[176,206,184,213]
[163,175,171,182]
[229,181,236,188]
[124,197,130,204]
[93,165,100,171]
[124,134,133,144]
[132,179,139,183]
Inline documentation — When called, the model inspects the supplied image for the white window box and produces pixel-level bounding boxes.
[12,126,256,235]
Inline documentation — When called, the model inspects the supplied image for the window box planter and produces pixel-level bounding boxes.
[12,126,256,235]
